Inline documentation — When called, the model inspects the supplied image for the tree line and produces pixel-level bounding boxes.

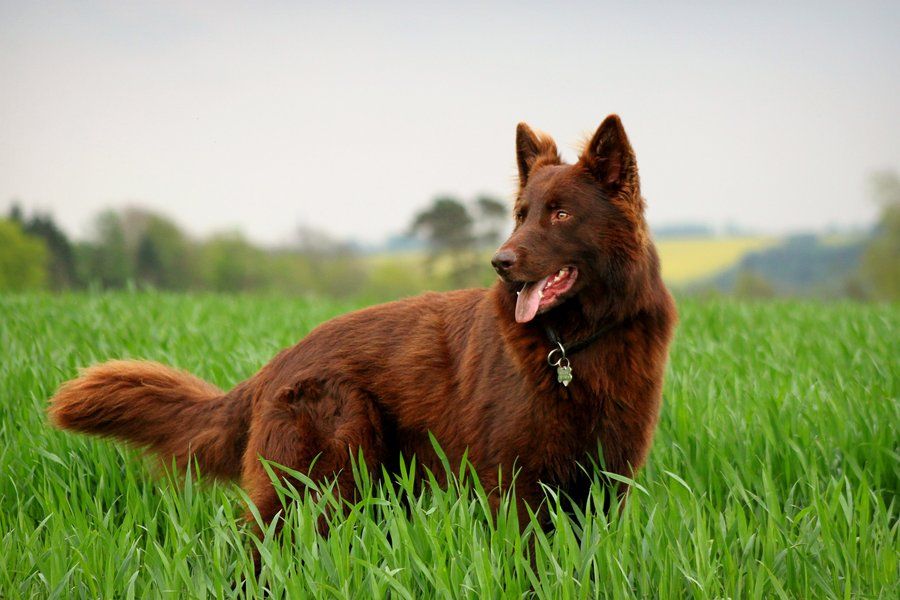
[0,196,508,299]
[2,173,897,301]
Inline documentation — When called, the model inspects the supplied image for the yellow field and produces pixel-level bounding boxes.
[657,236,775,284]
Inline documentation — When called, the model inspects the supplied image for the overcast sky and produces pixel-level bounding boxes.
[1,1,898,245]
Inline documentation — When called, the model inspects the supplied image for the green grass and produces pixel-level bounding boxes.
[1,292,897,598]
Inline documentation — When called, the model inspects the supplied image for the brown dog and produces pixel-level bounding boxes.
[49,114,676,528]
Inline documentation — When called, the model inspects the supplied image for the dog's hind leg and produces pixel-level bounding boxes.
[241,378,386,539]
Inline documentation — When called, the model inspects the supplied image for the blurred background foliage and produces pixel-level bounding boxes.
[1,170,898,301]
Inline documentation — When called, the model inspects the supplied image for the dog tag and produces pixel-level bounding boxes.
[548,344,574,387]
[557,362,573,387]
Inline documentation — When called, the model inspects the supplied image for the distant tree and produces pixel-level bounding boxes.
[136,235,162,286]
[0,219,48,291]
[474,195,509,248]
[69,207,194,290]
[81,210,133,288]
[860,170,900,300]
[131,212,193,290]
[868,170,900,208]
[410,197,475,254]
[199,232,267,292]
[409,196,479,287]
[8,204,79,289]
[409,195,513,288]
[8,203,24,223]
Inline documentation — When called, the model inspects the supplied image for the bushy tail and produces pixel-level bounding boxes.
[48,360,250,480]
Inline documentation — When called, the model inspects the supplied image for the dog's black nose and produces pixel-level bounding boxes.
[491,249,517,272]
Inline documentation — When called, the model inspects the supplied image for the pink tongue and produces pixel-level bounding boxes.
[515,276,551,323]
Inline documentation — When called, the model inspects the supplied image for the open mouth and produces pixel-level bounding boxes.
[514,266,578,323]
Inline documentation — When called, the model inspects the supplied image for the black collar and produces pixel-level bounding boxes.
[543,321,616,358]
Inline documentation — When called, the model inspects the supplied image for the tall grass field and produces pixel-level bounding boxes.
[1,293,897,598]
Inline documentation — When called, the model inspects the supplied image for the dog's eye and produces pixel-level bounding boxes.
[515,211,526,223]
[554,210,570,221]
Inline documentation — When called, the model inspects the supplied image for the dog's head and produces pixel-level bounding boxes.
[492,115,650,323]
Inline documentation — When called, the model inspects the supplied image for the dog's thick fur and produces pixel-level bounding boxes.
[50,115,676,527]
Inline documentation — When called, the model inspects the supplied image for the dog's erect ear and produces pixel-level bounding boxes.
[516,123,559,187]
[580,115,638,191]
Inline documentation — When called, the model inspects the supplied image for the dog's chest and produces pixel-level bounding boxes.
[497,381,606,477]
